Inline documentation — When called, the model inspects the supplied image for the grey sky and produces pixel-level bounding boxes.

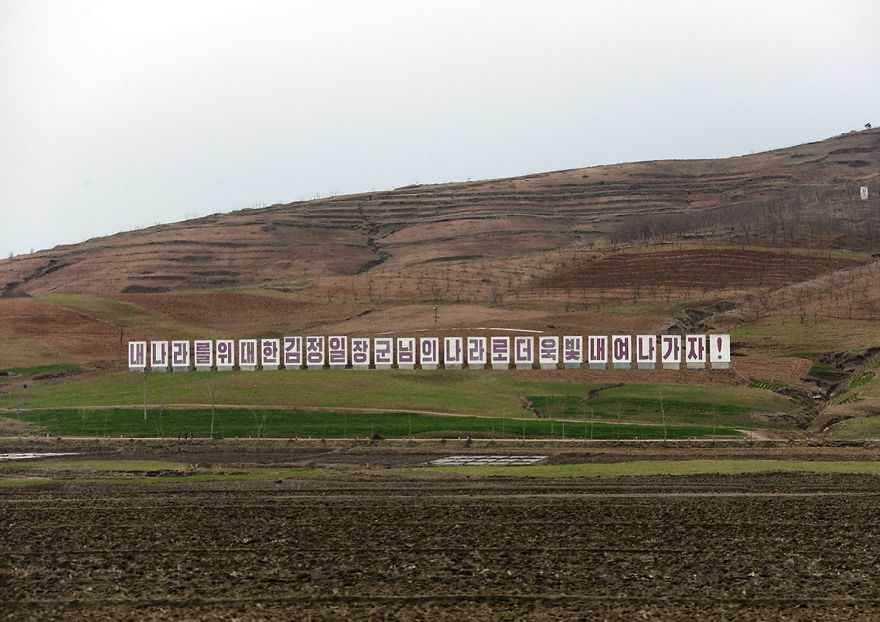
[2,0,878,256]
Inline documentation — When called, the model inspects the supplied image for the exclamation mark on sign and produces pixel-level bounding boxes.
[717,336,723,359]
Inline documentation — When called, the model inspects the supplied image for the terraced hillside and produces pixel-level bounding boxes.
[1,129,877,298]
[532,248,865,305]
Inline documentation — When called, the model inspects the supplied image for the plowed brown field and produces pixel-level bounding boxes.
[4,440,880,621]
[538,248,862,293]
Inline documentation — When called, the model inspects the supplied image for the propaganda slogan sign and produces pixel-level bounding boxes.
[129,333,731,372]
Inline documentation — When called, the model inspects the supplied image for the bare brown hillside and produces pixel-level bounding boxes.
[1,128,878,299]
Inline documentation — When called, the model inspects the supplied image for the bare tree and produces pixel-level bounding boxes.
[254,409,268,439]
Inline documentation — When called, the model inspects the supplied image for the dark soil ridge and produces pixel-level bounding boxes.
[4,437,880,465]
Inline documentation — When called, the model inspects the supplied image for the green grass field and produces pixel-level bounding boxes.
[0,369,785,434]
[529,383,783,428]
[10,407,741,440]
[806,360,851,383]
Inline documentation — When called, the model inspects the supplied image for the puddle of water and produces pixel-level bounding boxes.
[0,453,79,461]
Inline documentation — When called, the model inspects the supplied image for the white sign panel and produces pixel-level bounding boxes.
[171,340,190,372]
[328,336,347,369]
[611,335,632,370]
[150,341,169,372]
[261,338,280,370]
[194,340,213,371]
[420,337,439,369]
[539,336,559,369]
[305,336,325,369]
[685,334,706,369]
[709,334,731,369]
[216,339,235,371]
[397,337,416,369]
[661,335,682,369]
[514,336,533,369]
[374,337,394,369]
[636,335,656,369]
[283,336,303,369]
[444,336,463,369]
[467,336,487,368]
[490,336,510,369]
[351,337,370,369]
[128,341,146,372]
[562,335,582,369]
[587,335,608,370]
[861,186,869,200]
[239,338,257,371]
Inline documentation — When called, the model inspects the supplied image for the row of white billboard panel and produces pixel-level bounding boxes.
[129,334,731,372]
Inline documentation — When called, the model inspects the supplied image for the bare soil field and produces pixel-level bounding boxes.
[0,299,122,364]
[110,292,368,337]
[4,440,880,620]
[537,248,863,294]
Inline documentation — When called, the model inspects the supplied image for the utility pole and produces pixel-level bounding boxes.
[433,306,438,330]
[117,324,127,369]
[143,369,148,420]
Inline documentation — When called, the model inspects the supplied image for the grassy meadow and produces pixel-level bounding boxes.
[9,406,741,440]
[0,368,786,438]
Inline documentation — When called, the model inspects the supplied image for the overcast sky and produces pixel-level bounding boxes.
[2,1,878,256]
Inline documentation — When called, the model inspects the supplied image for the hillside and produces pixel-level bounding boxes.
[1,128,880,441]
[1,128,878,299]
